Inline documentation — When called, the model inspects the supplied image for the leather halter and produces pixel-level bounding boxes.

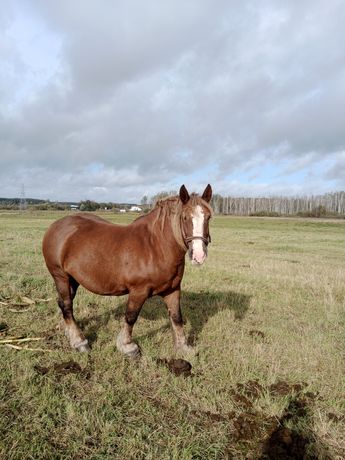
[180,215,211,250]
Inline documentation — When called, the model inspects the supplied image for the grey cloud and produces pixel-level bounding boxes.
[1,0,345,200]
[325,153,345,183]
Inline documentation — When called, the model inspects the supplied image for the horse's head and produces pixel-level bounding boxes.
[179,184,213,265]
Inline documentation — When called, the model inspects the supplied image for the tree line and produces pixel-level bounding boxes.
[147,190,345,217]
[1,191,345,217]
[0,198,135,212]
[210,191,345,217]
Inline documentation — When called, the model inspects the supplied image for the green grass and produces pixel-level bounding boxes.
[0,211,344,459]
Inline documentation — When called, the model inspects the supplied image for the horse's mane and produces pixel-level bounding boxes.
[154,193,213,213]
[148,194,213,249]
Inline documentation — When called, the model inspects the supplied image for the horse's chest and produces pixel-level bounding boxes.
[149,261,184,294]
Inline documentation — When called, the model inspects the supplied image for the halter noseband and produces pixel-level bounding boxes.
[180,215,211,250]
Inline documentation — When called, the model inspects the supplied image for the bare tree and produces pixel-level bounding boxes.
[215,191,345,216]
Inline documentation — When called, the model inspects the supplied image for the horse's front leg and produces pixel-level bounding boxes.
[116,292,146,358]
[163,288,193,354]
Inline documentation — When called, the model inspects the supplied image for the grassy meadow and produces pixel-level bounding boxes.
[0,210,344,459]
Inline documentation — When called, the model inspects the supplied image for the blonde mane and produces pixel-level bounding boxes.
[151,194,213,250]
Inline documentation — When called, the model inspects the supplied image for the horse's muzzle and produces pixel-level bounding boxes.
[188,241,208,265]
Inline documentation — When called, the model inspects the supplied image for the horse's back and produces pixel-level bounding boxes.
[42,214,119,269]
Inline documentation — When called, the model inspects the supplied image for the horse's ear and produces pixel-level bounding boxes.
[201,184,212,203]
[179,185,190,204]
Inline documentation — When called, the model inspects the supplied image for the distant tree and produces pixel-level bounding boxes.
[141,195,148,206]
[79,200,99,212]
[150,190,177,206]
[313,205,327,217]
[211,194,223,214]
[150,191,170,206]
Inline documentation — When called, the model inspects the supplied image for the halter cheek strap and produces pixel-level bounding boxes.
[180,216,211,250]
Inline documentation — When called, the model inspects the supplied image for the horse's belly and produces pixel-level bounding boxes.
[76,274,128,296]
[66,261,128,296]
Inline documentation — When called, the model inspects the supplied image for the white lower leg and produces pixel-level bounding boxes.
[63,320,89,351]
[116,323,140,356]
[171,322,194,354]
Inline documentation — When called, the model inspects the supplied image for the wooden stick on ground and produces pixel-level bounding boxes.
[5,344,54,352]
[0,337,43,344]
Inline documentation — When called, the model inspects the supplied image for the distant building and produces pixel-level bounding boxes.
[129,206,142,212]
[119,209,126,213]
[70,204,79,211]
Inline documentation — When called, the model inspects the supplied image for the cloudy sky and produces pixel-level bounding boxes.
[1,0,345,202]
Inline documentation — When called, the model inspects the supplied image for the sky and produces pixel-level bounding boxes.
[1,0,345,203]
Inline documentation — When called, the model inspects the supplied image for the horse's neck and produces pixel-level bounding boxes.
[170,212,187,251]
[139,208,186,254]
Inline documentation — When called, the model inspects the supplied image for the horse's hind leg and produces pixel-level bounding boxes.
[116,292,146,358]
[54,274,90,352]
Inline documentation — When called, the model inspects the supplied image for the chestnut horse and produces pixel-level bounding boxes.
[42,184,212,357]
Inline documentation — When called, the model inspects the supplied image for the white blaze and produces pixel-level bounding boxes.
[191,205,206,264]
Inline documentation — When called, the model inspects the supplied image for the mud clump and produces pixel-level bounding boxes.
[229,380,264,410]
[233,412,275,442]
[327,412,345,422]
[261,425,311,459]
[0,322,8,333]
[269,381,307,397]
[249,329,266,339]
[168,359,192,377]
[237,380,264,399]
[156,358,192,377]
[34,365,50,375]
[34,360,91,379]
[53,361,83,375]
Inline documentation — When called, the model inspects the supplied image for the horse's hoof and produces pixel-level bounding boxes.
[76,340,90,353]
[125,345,141,360]
[116,333,141,358]
[117,341,141,359]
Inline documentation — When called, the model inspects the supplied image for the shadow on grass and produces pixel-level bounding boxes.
[79,290,251,346]
[78,307,113,345]
[183,290,251,345]
[78,291,251,345]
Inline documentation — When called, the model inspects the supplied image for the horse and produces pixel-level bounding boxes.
[42,184,213,357]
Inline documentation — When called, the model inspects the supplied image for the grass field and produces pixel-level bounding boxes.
[0,211,344,459]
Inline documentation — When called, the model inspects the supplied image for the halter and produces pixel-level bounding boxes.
[180,215,211,250]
